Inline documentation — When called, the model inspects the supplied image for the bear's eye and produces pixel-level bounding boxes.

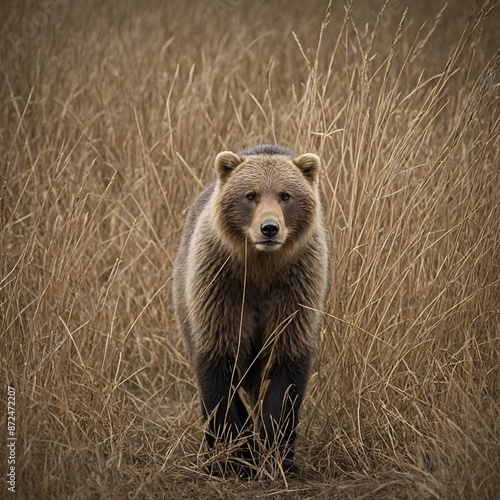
[281,192,290,202]
[246,192,256,201]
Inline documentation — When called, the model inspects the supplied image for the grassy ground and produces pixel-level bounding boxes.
[1,0,499,498]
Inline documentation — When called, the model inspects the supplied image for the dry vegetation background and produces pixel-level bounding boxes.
[1,0,499,498]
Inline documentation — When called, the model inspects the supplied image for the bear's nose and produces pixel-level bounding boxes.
[260,220,280,238]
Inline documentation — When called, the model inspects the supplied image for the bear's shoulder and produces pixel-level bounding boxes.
[175,181,217,263]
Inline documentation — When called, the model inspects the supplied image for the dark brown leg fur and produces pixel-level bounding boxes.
[259,355,311,473]
[195,352,256,476]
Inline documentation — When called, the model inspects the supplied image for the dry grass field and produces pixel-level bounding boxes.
[1,0,499,498]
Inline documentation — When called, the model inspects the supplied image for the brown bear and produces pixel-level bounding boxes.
[173,144,330,476]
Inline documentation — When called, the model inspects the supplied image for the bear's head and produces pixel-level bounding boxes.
[213,150,321,257]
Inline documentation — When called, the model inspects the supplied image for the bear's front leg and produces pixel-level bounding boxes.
[195,351,255,475]
[259,354,312,473]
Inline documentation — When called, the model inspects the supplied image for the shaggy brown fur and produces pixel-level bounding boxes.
[173,144,331,475]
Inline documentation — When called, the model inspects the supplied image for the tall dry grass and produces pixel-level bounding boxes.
[1,0,499,498]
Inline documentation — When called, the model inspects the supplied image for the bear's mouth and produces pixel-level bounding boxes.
[254,239,283,251]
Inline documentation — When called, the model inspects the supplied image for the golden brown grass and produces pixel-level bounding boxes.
[1,0,499,498]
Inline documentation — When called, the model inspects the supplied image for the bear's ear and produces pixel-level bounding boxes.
[293,153,321,182]
[215,151,243,182]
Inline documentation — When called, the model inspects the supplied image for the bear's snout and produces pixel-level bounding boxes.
[260,219,280,238]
